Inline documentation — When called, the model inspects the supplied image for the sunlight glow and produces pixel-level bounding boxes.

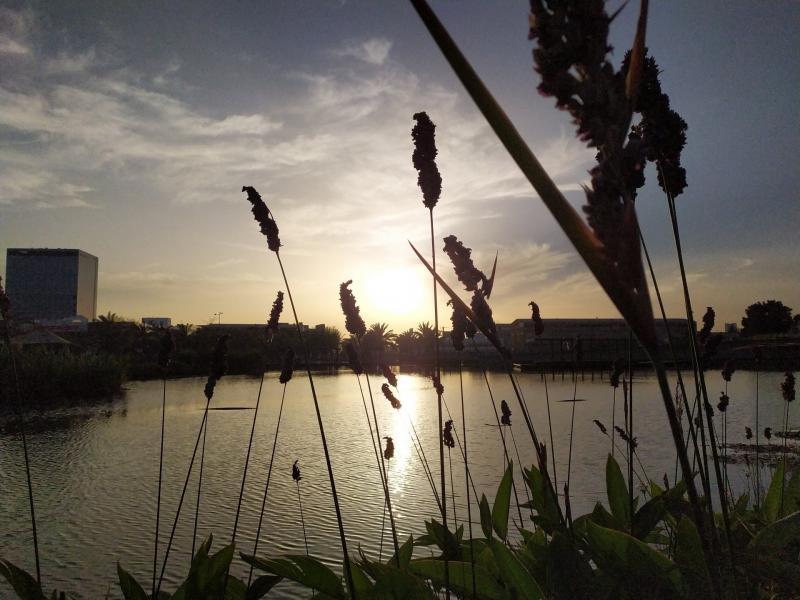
[364,267,424,322]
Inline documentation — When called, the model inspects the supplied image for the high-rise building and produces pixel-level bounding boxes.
[4,248,98,321]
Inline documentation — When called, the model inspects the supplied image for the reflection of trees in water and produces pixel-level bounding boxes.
[0,400,127,435]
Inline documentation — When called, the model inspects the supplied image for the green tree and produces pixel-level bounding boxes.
[361,322,397,367]
[741,300,793,336]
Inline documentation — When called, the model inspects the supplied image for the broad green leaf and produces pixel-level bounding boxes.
[479,494,493,539]
[633,480,687,539]
[605,454,630,528]
[0,559,45,600]
[347,562,374,597]
[492,463,513,540]
[489,539,543,600]
[116,563,148,600]
[674,516,711,598]
[411,558,509,600]
[392,535,414,569]
[203,544,235,588]
[750,511,800,553]
[245,575,281,600]
[522,465,561,532]
[223,574,247,600]
[782,468,800,518]
[584,520,683,595]
[750,556,800,588]
[422,520,461,558]
[763,459,785,522]
[242,554,346,599]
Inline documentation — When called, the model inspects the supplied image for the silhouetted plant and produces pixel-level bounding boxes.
[0,277,41,586]
[243,185,355,597]
[156,334,228,595]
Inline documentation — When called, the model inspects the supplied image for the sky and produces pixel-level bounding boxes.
[1,0,798,333]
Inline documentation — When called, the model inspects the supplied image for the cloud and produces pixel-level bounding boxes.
[332,37,392,65]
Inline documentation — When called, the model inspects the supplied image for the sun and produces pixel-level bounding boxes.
[364,267,425,323]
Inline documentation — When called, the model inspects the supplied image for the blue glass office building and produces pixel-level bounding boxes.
[5,248,98,321]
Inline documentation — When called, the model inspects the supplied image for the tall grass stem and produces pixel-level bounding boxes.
[276,252,355,599]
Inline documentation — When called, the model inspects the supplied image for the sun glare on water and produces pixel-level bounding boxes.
[365,267,425,323]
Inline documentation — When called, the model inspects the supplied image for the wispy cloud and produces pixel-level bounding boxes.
[332,37,393,65]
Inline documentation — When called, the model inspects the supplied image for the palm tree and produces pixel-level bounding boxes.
[361,322,397,369]
[98,311,120,323]
[396,328,419,359]
[416,321,438,360]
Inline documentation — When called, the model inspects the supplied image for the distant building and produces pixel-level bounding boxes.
[5,248,98,321]
[142,317,172,329]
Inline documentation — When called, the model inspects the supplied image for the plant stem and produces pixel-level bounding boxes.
[153,374,167,598]
[470,339,525,524]
[458,362,477,599]
[627,331,634,526]
[755,369,761,506]
[428,207,449,599]
[3,332,41,586]
[276,251,355,599]
[359,371,401,563]
[611,387,617,459]
[247,383,287,587]
[231,372,266,546]
[566,372,578,506]
[156,396,212,595]
[191,413,208,559]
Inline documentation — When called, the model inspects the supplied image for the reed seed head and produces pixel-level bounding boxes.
[0,276,10,321]
[381,364,398,388]
[339,280,367,339]
[721,360,735,382]
[500,399,512,426]
[383,436,395,461]
[448,300,469,352]
[717,392,729,413]
[411,112,442,210]
[242,186,281,252]
[204,335,229,400]
[610,360,623,388]
[745,426,753,440]
[292,460,301,482]
[381,383,401,410]
[593,419,607,435]
[279,348,295,384]
[266,291,284,341]
[442,235,487,293]
[614,425,638,449]
[157,329,175,370]
[443,420,455,449]
[528,301,544,336]
[344,340,363,375]
[782,372,796,403]
[431,373,444,396]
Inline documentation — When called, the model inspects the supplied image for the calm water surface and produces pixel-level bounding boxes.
[0,369,793,598]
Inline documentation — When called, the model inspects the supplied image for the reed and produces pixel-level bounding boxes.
[780,371,795,513]
[191,412,208,559]
[382,373,441,510]
[411,110,449,597]
[246,348,293,587]
[156,334,228,596]
[292,461,310,557]
[0,277,41,587]
[230,291,284,548]
[529,301,557,489]
[243,185,355,598]
[340,280,401,562]
[456,358,476,599]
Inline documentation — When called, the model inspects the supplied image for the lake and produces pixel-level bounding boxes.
[0,369,792,598]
